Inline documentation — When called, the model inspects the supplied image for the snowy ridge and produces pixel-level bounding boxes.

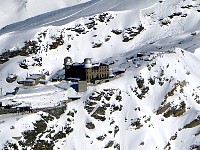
[0,0,200,149]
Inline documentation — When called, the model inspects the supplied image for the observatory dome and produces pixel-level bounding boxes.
[64,57,73,65]
[84,58,92,68]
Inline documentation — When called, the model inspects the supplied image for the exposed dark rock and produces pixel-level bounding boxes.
[114,143,120,150]
[114,126,119,137]
[112,29,123,35]
[96,134,107,141]
[104,140,114,148]
[170,133,177,141]
[85,20,96,29]
[86,122,95,129]
[136,77,144,89]
[133,85,149,100]
[91,113,106,121]
[19,62,28,69]
[105,35,111,42]
[85,106,95,113]
[33,140,54,150]
[53,131,66,140]
[3,141,18,150]
[159,19,171,26]
[190,145,200,150]
[64,127,73,135]
[74,26,85,34]
[85,134,90,138]
[195,130,200,136]
[181,5,196,9]
[183,116,200,129]
[163,102,186,118]
[140,142,145,146]
[67,111,75,117]
[97,13,114,23]
[40,114,54,122]
[168,12,182,19]
[49,37,64,50]
[116,95,122,102]
[92,42,102,48]
[148,77,155,85]
[122,25,144,42]
[164,142,171,150]
[131,118,143,130]
[43,107,65,119]
[19,119,47,147]
[156,103,171,115]
[94,106,106,115]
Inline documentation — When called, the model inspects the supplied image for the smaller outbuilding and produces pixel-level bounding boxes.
[39,80,48,85]
[26,74,45,85]
[18,74,46,86]
[16,102,32,113]
[67,78,87,92]
[23,79,35,86]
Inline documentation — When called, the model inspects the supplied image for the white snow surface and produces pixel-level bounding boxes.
[0,0,91,30]
[0,0,200,149]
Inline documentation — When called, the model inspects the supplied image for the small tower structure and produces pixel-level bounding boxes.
[84,58,92,68]
[64,57,73,68]
[64,57,73,78]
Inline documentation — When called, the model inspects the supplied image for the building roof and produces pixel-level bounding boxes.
[16,102,31,108]
[27,74,44,80]
[72,62,84,66]
[68,96,81,100]
[39,80,48,83]
[23,79,35,83]
[71,62,108,68]
[66,78,80,81]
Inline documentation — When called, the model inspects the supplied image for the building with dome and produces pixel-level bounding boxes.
[64,57,109,83]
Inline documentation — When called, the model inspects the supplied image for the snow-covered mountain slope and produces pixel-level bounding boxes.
[1,0,200,93]
[0,0,200,149]
[1,49,200,149]
[0,0,91,30]
[0,0,158,36]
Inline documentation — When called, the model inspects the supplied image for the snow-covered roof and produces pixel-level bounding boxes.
[16,102,31,108]
[39,80,48,83]
[23,79,35,83]
[68,96,81,100]
[71,62,107,68]
[66,78,80,81]
[72,63,84,67]
[27,74,44,80]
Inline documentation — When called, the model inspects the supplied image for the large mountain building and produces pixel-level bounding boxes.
[64,57,109,83]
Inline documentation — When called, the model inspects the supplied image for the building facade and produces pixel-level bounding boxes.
[64,57,109,82]
[26,74,46,85]
[17,74,46,86]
